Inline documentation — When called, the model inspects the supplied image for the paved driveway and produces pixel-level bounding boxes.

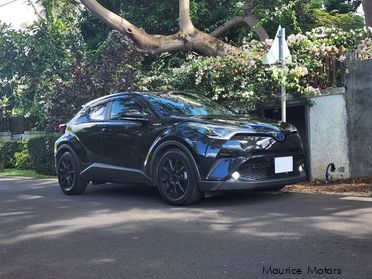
[0,176,371,279]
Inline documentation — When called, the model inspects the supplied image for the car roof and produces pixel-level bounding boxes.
[83,91,195,107]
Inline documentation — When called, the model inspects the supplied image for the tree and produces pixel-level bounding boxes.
[80,0,242,56]
[79,0,301,56]
[324,0,354,13]
[0,8,84,124]
[363,0,372,27]
[46,31,142,130]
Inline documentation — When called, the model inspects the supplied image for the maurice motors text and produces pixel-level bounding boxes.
[262,266,342,275]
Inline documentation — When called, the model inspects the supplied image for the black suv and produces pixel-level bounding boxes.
[55,92,306,205]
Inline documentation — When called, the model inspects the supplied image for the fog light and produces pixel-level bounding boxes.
[299,165,304,172]
[232,171,240,180]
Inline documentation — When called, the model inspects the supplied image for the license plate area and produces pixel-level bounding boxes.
[274,156,293,174]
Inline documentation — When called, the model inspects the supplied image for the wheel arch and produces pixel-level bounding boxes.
[148,140,202,183]
[56,143,82,169]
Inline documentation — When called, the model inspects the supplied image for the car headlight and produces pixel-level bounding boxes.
[188,123,237,139]
[288,124,298,133]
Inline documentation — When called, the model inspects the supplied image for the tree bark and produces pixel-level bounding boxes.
[243,11,269,41]
[179,0,195,34]
[363,0,372,27]
[80,0,240,56]
[210,17,245,37]
[210,13,269,41]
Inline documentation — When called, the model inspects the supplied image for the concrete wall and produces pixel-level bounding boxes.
[345,58,372,178]
[0,132,11,141]
[0,131,48,141]
[308,93,350,180]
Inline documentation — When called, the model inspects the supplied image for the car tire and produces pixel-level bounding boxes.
[57,152,87,195]
[155,148,203,205]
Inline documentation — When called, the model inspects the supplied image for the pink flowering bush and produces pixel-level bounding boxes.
[138,27,372,111]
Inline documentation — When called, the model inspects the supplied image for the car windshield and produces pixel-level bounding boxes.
[143,93,235,117]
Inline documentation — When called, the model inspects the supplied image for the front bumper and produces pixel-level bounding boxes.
[199,172,306,192]
[198,151,307,192]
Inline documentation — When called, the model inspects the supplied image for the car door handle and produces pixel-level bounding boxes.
[101,128,107,132]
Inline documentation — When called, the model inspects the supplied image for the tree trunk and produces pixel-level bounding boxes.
[80,0,241,56]
[363,0,372,27]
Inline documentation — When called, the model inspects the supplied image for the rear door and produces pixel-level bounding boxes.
[71,101,109,163]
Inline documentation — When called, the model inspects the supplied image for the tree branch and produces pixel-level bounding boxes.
[80,0,184,53]
[210,16,269,41]
[243,11,269,41]
[80,0,241,56]
[210,17,245,37]
[209,3,269,41]
[179,0,195,33]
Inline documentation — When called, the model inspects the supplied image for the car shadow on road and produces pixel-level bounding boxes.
[85,182,293,207]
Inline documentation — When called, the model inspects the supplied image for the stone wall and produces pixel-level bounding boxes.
[344,58,372,178]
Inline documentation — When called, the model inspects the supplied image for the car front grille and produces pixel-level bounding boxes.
[230,133,303,155]
[238,163,301,181]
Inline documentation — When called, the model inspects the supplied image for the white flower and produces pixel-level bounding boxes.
[338,55,347,62]
[305,86,321,95]
[264,39,273,46]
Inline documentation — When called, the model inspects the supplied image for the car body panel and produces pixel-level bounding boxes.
[55,92,307,191]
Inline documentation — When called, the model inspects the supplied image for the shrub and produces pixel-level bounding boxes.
[138,27,372,111]
[46,31,143,131]
[0,140,24,168]
[28,135,59,175]
[14,149,31,169]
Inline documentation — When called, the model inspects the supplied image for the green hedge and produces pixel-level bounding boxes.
[14,149,31,169]
[0,140,24,168]
[27,135,59,175]
[0,135,59,175]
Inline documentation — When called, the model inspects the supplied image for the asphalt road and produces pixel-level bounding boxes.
[0,177,371,279]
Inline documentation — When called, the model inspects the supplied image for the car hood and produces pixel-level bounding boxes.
[175,115,296,140]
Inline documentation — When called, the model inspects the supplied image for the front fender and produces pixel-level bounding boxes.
[144,124,213,181]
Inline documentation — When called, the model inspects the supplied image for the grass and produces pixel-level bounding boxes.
[0,169,55,179]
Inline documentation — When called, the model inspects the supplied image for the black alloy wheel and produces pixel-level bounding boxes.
[59,157,75,190]
[160,157,188,200]
[57,152,87,195]
[156,148,202,205]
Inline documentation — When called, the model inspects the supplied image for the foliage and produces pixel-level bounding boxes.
[311,6,364,31]
[0,140,24,168]
[356,35,372,60]
[27,135,59,175]
[323,0,362,13]
[0,0,368,126]
[0,19,85,128]
[137,27,372,111]
[14,149,31,169]
[45,31,143,130]
[77,0,324,49]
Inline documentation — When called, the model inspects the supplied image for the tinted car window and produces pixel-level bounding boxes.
[110,98,145,120]
[70,107,89,123]
[143,93,234,117]
[89,103,107,121]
